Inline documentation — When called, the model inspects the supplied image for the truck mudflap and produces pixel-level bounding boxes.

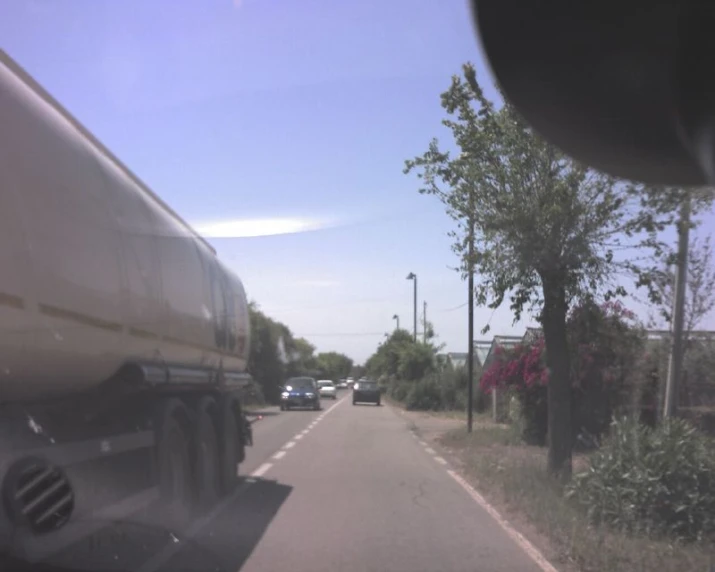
[242,414,254,447]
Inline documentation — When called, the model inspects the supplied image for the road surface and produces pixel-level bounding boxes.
[10,391,551,572]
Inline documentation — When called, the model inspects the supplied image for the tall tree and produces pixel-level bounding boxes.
[248,301,290,403]
[404,63,683,479]
[315,351,354,380]
[365,329,435,382]
[286,337,318,377]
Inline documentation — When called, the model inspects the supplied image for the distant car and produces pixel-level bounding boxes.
[280,377,321,411]
[336,379,348,389]
[346,377,355,389]
[317,380,337,399]
[353,380,381,406]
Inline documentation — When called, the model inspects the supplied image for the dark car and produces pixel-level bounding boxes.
[353,380,380,406]
[280,377,321,411]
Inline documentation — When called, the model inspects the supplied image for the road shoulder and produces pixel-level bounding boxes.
[389,403,576,572]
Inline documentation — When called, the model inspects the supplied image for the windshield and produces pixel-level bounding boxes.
[3,2,713,572]
[357,382,377,390]
[286,378,315,389]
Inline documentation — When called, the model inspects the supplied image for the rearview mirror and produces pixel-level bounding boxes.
[471,0,715,186]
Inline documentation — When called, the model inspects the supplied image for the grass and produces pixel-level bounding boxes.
[438,425,715,572]
[384,394,492,422]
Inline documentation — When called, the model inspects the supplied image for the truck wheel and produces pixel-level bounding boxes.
[155,398,193,528]
[194,397,221,509]
[218,395,244,495]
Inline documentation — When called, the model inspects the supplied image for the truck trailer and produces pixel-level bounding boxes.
[0,50,253,559]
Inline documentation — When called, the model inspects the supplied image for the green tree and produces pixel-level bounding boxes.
[286,337,318,377]
[365,329,435,382]
[247,301,290,403]
[315,351,354,380]
[404,63,684,479]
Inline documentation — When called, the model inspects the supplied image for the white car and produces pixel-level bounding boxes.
[317,380,337,399]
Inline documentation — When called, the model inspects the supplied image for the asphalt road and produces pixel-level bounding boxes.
[8,391,551,572]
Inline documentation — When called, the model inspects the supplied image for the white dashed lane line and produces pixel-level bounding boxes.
[434,456,447,465]
[252,463,272,478]
[250,394,350,479]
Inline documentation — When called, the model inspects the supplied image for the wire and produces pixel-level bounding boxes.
[437,301,469,312]
[296,332,386,337]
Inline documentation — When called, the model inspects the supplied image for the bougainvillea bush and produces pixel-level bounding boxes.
[481,299,646,445]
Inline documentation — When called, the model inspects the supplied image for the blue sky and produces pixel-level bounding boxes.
[3,0,713,363]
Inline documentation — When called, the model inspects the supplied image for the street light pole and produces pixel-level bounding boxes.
[392,314,400,331]
[406,273,418,342]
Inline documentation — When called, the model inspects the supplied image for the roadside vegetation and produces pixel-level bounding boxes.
[247,301,355,404]
[362,61,715,570]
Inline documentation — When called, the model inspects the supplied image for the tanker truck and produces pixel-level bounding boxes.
[0,50,254,558]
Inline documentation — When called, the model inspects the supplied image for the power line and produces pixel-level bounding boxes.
[438,301,469,312]
[297,332,386,337]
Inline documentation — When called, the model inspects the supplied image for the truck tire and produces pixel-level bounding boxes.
[193,397,221,509]
[218,395,244,495]
[155,398,193,528]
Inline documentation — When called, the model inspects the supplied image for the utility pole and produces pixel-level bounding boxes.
[423,301,427,343]
[406,273,418,342]
[392,314,400,331]
[467,205,475,433]
[664,193,691,419]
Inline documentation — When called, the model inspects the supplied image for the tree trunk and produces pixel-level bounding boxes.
[540,272,572,480]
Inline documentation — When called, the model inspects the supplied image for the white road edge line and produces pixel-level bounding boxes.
[434,456,447,465]
[272,451,286,460]
[425,447,436,455]
[418,440,427,447]
[447,470,559,572]
[284,441,296,449]
[295,434,303,440]
[252,462,273,477]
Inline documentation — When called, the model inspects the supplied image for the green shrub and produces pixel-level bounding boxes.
[389,379,412,402]
[567,417,715,541]
[405,377,443,411]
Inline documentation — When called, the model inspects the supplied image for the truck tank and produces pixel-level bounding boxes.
[0,50,250,403]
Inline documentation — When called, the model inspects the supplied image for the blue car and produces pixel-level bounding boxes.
[280,377,321,411]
